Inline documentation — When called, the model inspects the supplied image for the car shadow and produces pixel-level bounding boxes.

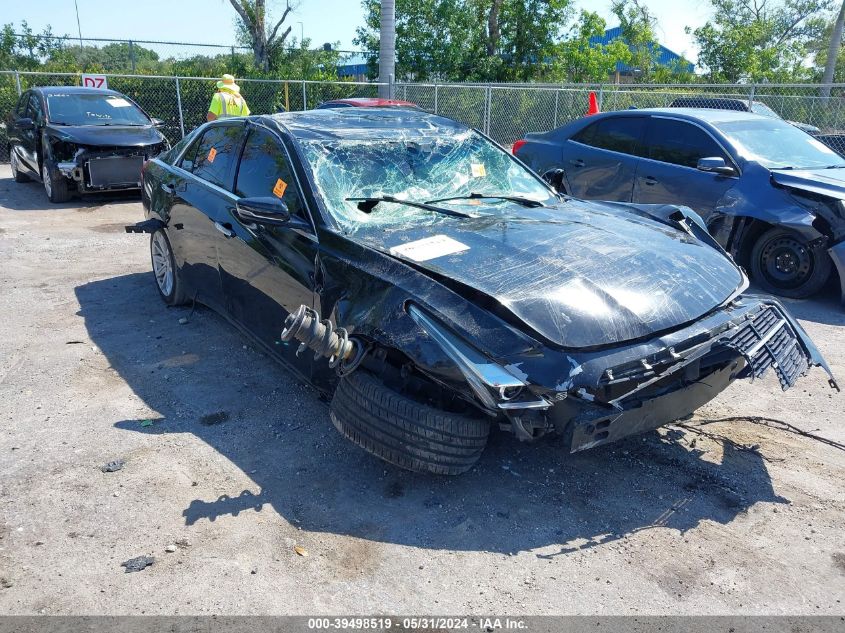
[0,174,140,212]
[77,272,789,555]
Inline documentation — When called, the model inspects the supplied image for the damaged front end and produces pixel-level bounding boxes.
[46,131,168,193]
[393,296,837,452]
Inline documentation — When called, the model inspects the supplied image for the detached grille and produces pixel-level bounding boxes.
[723,305,808,390]
[87,156,144,188]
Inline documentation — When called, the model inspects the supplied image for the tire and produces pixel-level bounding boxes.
[10,148,30,183]
[330,370,490,475]
[41,160,71,203]
[750,227,832,299]
[150,229,188,306]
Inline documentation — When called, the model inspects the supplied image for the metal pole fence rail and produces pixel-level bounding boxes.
[3,70,845,161]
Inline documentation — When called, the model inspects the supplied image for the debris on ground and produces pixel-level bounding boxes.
[178,317,188,325]
[140,419,154,427]
[165,545,177,553]
[100,459,125,473]
[120,555,155,573]
[0,578,12,589]
[294,546,309,557]
[200,411,230,426]
[175,538,191,549]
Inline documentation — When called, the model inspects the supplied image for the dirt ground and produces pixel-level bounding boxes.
[1,164,844,616]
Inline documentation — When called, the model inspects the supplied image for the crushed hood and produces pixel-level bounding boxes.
[45,124,164,148]
[771,167,845,201]
[354,202,745,349]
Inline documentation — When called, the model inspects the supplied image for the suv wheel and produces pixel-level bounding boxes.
[41,161,71,203]
[750,227,832,299]
[150,229,188,306]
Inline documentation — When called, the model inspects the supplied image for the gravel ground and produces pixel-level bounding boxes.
[1,164,844,616]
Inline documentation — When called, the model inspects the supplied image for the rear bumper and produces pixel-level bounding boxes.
[558,298,837,452]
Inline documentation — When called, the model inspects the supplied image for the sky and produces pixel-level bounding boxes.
[6,0,714,62]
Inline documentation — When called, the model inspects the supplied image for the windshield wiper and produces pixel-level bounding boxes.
[346,196,474,219]
[425,192,546,208]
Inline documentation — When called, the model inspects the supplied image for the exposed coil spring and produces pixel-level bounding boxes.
[281,305,357,369]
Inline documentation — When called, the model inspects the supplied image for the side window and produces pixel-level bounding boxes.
[646,119,727,168]
[235,127,307,221]
[26,94,43,123]
[178,136,203,172]
[188,124,243,189]
[15,92,30,117]
[573,117,645,156]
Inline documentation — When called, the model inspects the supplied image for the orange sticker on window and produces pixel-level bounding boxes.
[470,163,486,178]
[207,147,217,163]
[272,178,288,198]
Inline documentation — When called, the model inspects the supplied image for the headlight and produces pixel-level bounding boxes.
[407,304,549,411]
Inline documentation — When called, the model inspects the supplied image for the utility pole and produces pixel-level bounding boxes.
[378,0,395,99]
[822,0,845,98]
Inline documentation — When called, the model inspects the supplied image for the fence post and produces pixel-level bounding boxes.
[553,88,559,128]
[302,80,307,110]
[484,86,492,135]
[14,70,21,96]
[748,84,756,109]
[597,84,604,110]
[434,83,439,114]
[389,74,395,100]
[129,40,136,73]
[175,76,185,138]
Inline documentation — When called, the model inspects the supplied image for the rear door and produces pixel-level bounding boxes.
[633,116,738,221]
[562,116,646,201]
[218,124,318,378]
[165,122,246,311]
[18,92,43,174]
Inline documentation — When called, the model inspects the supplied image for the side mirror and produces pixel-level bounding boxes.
[542,168,567,194]
[150,118,165,127]
[235,196,291,226]
[697,156,736,176]
[16,117,35,131]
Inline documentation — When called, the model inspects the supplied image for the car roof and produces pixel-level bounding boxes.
[260,108,468,141]
[35,86,125,97]
[594,107,769,124]
[321,97,418,107]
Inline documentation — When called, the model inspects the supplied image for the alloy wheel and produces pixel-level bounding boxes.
[151,232,174,297]
[41,163,52,199]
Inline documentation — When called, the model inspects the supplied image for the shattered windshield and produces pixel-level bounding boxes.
[299,130,557,230]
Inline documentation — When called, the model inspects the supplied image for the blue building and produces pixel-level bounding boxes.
[589,26,694,80]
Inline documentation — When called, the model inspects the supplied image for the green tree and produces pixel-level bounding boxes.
[690,0,831,82]
[551,11,631,82]
[610,0,659,82]
[354,0,572,82]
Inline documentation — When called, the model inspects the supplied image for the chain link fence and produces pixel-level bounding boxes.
[4,70,845,161]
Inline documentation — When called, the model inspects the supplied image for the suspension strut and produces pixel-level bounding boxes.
[281,305,358,369]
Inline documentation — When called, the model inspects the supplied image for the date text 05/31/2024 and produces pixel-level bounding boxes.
[307,617,528,630]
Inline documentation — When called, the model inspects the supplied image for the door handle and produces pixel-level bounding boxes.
[214,221,234,238]
[569,159,585,167]
[644,176,658,186]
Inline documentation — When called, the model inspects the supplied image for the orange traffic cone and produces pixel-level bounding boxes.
[586,91,600,116]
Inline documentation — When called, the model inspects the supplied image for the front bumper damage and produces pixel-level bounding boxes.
[53,146,161,192]
[405,296,836,452]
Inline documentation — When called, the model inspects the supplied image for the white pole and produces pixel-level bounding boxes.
[378,0,395,99]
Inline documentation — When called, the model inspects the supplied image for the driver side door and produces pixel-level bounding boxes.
[217,124,319,379]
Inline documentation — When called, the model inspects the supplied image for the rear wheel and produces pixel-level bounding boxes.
[150,229,187,306]
[10,149,30,183]
[41,160,71,203]
[750,227,832,299]
[330,370,490,475]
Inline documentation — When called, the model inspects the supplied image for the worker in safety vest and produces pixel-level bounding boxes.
[206,74,250,121]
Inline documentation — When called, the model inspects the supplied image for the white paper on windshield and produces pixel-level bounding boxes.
[106,97,131,108]
[389,235,469,262]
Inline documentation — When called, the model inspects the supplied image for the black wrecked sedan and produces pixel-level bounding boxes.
[514,108,845,300]
[7,86,169,203]
[128,109,837,475]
